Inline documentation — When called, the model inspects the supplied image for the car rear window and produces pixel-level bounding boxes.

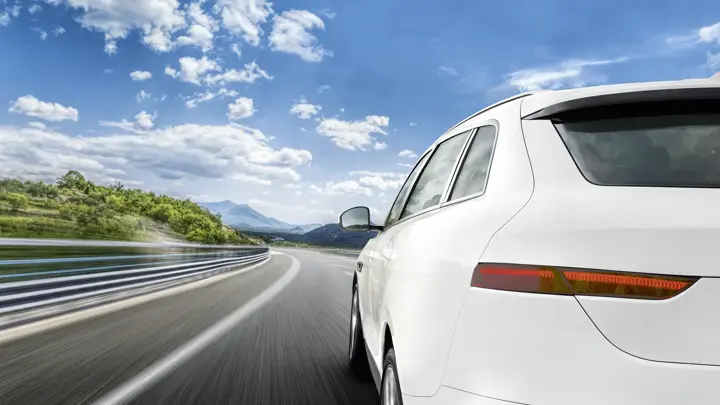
[554,114,720,187]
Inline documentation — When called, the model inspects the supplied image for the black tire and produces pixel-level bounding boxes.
[349,284,371,379]
[380,348,403,405]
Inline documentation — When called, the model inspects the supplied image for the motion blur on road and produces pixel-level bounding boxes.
[0,249,377,405]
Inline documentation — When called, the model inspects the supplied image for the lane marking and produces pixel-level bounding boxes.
[0,257,273,345]
[93,253,301,405]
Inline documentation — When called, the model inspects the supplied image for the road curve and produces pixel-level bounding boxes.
[0,249,377,405]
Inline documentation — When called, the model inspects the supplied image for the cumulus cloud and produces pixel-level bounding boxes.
[289,97,321,119]
[29,4,43,14]
[215,0,274,46]
[46,0,187,54]
[165,55,221,85]
[176,1,218,52]
[185,88,238,108]
[373,141,387,150]
[0,122,312,185]
[317,84,330,93]
[316,115,390,151]
[506,58,628,91]
[269,10,331,62]
[9,95,79,122]
[398,149,417,158]
[349,170,406,191]
[228,97,256,120]
[204,61,272,85]
[53,27,66,36]
[100,111,157,133]
[136,90,152,102]
[699,22,720,44]
[310,180,372,196]
[130,70,153,81]
[28,121,47,130]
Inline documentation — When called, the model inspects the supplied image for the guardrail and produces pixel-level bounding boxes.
[0,238,270,330]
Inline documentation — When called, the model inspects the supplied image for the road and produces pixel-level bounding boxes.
[0,249,378,405]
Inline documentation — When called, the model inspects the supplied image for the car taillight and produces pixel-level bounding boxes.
[471,263,698,300]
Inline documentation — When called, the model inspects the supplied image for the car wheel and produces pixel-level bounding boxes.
[380,348,403,405]
[349,284,370,378]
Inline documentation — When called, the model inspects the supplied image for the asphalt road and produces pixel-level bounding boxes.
[0,249,378,405]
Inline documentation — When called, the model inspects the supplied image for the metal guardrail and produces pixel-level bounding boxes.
[0,238,270,329]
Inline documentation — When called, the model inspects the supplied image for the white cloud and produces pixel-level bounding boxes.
[409,122,417,127]
[231,43,242,58]
[269,10,331,62]
[186,88,238,108]
[215,0,274,46]
[28,121,47,130]
[165,56,220,85]
[349,170,406,191]
[9,95,79,122]
[398,149,417,158]
[0,122,312,185]
[506,58,628,91]
[397,163,413,168]
[317,84,330,93]
[100,110,157,133]
[0,13,10,27]
[699,22,720,44]
[136,90,152,102]
[438,66,458,76]
[53,26,66,36]
[373,141,387,150]
[29,4,43,14]
[310,180,372,196]
[33,28,49,40]
[228,97,256,120]
[130,70,153,81]
[289,97,321,119]
[47,0,187,54]
[176,24,214,52]
[316,115,390,151]
[204,61,272,85]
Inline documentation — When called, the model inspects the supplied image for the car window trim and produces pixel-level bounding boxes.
[442,120,499,207]
[385,128,475,229]
[381,149,433,228]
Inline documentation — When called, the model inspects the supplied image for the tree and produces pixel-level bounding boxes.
[6,193,28,211]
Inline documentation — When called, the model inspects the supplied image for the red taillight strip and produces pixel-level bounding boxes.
[472,263,699,300]
[562,271,691,291]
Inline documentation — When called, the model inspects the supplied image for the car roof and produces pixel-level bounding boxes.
[425,78,720,157]
[520,78,720,118]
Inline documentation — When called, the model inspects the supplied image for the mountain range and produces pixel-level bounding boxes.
[199,201,322,233]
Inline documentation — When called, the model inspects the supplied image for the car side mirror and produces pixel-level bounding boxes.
[339,206,382,232]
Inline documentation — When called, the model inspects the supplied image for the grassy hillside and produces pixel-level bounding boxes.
[0,170,261,245]
[242,224,377,249]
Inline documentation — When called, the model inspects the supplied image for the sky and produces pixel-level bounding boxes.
[2,0,720,225]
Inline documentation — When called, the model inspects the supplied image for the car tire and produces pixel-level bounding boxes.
[380,348,403,405]
[349,284,371,379]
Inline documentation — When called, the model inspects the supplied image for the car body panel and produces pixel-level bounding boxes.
[359,99,535,397]
[443,288,719,405]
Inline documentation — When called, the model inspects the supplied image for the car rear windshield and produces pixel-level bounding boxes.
[554,114,720,187]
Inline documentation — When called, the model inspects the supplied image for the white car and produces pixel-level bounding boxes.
[339,79,720,405]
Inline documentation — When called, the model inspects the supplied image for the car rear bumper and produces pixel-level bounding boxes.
[403,386,521,405]
[439,288,720,405]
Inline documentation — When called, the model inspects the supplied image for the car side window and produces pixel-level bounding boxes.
[449,126,497,201]
[384,153,430,228]
[401,130,471,219]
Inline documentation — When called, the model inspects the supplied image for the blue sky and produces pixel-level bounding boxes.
[2,0,720,225]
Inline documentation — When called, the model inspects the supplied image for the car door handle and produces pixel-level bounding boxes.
[357,262,363,272]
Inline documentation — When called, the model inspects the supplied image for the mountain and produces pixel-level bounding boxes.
[199,201,293,230]
[301,224,378,248]
[297,224,323,233]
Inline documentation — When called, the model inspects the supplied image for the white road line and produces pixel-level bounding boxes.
[93,253,301,405]
[0,256,272,345]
